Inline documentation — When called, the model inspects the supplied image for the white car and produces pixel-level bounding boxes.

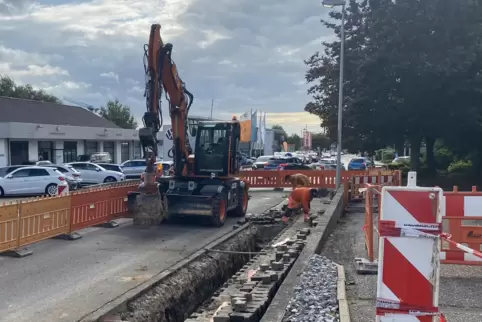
[0,166,69,197]
[45,164,83,190]
[66,162,125,185]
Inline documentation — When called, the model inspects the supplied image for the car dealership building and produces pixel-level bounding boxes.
[0,96,156,167]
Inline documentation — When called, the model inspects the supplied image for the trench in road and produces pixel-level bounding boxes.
[0,191,286,322]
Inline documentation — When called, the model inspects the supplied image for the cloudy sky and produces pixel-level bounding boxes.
[0,0,335,135]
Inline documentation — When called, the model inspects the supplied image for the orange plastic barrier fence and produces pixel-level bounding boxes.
[0,181,137,257]
[362,184,482,266]
[442,186,482,266]
[238,169,400,190]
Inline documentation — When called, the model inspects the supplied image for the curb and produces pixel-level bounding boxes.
[260,187,346,322]
[336,264,351,322]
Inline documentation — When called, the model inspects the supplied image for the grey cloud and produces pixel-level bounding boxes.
[0,0,334,126]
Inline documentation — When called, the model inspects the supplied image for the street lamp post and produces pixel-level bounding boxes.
[322,0,346,190]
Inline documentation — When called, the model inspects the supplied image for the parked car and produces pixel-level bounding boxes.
[252,155,274,170]
[0,166,69,197]
[44,164,83,190]
[264,157,303,171]
[159,161,173,176]
[0,165,28,177]
[348,158,367,170]
[97,163,123,173]
[277,163,312,171]
[90,152,112,163]
[120,159,148,179]
[66,162,125,184]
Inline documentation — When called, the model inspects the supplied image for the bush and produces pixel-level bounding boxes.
[381,149,395,163]
[435,147,453,170]
[387,163,404,170]
[447,160,472,174]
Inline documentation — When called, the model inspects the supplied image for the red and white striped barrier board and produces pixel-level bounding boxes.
[376,180,443,321]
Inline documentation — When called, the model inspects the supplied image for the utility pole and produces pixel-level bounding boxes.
[210,99,214,120]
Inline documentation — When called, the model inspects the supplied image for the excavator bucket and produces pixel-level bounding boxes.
[130,182,169,226]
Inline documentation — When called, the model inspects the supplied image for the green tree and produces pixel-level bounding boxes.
[311,133,330,151]
[287,134,301,150]
[99,99,138,129]
[0,75,61,103]
[305,0,482,172]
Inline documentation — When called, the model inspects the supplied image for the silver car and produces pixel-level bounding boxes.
[120,158,162,179]
[120,159,148,179]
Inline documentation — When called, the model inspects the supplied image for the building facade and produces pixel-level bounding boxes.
[0,96,155,167]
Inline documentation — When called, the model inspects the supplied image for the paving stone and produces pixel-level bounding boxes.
[233,299,247,312]
[275,252,283,261]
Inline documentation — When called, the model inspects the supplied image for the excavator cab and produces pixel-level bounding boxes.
[153,120,247,227]
[194,121,241,177]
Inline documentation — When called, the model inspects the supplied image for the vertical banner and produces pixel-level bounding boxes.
[251,110,258,142]
[303,130,312,149]
[239,111,251,143]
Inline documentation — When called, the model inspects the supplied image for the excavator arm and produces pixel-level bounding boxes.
[139,24,193,183]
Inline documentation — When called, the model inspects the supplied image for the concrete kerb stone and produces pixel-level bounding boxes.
[79,197,290,322]
[336,264,351,322]
[260,186,346,322]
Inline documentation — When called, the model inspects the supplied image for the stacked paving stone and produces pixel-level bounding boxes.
[245,205,303,225]
[185,228,311,322]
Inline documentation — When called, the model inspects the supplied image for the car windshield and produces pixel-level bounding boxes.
[351,158,365,163]
[256,156,272,162]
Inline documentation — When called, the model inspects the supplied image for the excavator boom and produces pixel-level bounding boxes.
[139,24,193,180]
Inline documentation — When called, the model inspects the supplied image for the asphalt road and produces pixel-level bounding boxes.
[0,191,287,322]
[320,202,482,322]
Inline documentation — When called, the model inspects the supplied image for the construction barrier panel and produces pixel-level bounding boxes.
[0,181,138,256]
[376,172,443,321]
[0,202,19,253]
[18,196,71,247]
[238,169,401,191]
[441,186,482,265]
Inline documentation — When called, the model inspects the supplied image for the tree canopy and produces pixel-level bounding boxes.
[304,0,482,173]
[98,99,138,130]
[0,76,61,103]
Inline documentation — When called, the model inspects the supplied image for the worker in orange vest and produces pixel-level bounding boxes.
[282,187,318,222]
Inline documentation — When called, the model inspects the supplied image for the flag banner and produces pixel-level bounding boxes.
[251,110,257,142]
[240,120,251,142]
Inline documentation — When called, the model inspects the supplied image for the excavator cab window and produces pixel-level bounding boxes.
[195,123,230,176]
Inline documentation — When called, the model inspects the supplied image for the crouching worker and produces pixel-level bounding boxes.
[282,187,318,222]
[285,173,311,189]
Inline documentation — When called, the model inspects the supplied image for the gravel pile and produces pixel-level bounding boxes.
[284,255,339,322]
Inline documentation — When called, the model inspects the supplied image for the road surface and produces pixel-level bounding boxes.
[0,191,287,322]
[320,202,482,322]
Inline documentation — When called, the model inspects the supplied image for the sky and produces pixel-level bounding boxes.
[0,0,335,135]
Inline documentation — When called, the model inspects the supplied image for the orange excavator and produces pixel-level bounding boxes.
[133,24,249,227]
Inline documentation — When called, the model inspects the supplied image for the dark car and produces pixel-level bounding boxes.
[278,163,312,171]
[252,155,274,170]
[264,157,303,171]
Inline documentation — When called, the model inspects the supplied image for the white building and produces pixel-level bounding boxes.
[0,96,156,167]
